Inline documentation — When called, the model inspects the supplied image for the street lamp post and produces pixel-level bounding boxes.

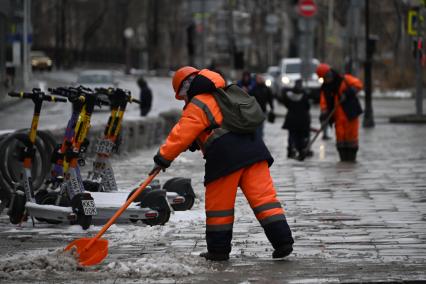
[363,0,375,128]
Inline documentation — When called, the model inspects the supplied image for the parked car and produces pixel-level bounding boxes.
[75,70,118,110]
[278,58,323,103]
[31,51,53,71]
[76,70,118,89]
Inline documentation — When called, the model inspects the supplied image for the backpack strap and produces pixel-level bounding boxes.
[191,97,220,130]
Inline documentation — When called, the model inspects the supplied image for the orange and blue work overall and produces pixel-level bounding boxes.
[319,74,363,159]
[156,69,294,255]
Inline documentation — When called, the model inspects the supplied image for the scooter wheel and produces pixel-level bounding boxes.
[8,191,26,225]
[38,192,62,224]
[70,193,93,230]
[34,190,49,222]
[163,177,196,211]
[76,213,92,230]
[171,195,195,211]
[83,180,102,192]
[141,196,171,226]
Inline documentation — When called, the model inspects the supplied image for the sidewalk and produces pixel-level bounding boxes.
[0,99,425,283]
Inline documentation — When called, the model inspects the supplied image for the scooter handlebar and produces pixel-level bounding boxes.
[95,87,140,104]
[8,91,68,103]
[48,87,85,103]
[130,97,141,104]
[44,95,68,103]
[94,87,113,95]
[8,91,32,99]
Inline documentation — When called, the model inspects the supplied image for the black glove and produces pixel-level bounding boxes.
[188,141,200,152]
[150,153,171,175]
[149,164,165,175]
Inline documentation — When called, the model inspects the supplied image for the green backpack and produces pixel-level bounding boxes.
[213,84,265,134]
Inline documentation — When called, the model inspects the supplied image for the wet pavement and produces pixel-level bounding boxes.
[0,85,425,283]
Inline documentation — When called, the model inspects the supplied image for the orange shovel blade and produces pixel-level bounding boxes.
[65,238,108,266]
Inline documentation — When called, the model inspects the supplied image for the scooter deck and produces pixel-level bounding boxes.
[92,190,185,206]
[90,191,163,220]
[26,202,74,222]
[25,191,177,223]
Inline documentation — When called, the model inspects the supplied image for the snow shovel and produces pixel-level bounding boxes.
[64,168,161,266]
[298,101,340,161]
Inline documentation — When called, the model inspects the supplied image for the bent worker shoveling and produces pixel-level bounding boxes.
[64,168,161,266]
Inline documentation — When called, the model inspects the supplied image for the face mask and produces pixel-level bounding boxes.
[178,75,196,100]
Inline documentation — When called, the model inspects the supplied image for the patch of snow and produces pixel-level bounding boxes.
[0,249,80,281]
[103,254,207,278]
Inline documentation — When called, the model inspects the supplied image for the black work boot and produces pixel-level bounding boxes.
[287,148,297,159]
[263,219,294,259]
[337,147,346,161]
[199,251,229,261]
[272,244,293,259]
[345,148,358,162]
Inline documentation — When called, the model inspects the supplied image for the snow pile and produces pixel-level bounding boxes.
[0,248,209,281]
[0,249,81,280]
[103,254,207,278]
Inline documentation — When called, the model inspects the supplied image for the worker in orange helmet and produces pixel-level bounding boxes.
[316,63,364,161]
[151,66,294,261]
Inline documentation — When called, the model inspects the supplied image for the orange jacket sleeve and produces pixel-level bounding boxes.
[158,101,211,162]
[343,75,363,91]
[319,90,328,112]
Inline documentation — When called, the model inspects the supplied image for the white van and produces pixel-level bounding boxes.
[278,58,323,102]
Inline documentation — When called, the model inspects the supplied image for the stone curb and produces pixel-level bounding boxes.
[389,114,426,124]
[46,109,181,155]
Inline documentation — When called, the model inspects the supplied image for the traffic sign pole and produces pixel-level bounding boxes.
[298,0,317,84]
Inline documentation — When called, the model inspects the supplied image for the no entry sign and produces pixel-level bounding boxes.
[298,0,317,17]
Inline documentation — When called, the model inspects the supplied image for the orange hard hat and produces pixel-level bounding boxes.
[173,66,200,100]
[316,63,331,78]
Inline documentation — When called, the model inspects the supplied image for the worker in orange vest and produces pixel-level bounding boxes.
[151,66,294,261]
[316,63,363,161]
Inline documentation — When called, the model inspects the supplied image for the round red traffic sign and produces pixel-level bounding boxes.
[298,0,317,17]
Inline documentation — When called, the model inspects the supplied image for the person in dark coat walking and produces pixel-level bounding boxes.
[237,71,256,93]
[281,79,312,159]
[138,76,152,116]
[249,74,274,137]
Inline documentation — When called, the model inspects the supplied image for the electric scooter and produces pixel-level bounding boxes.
[6,89,72,225]
[17,86,105,229]
[45,87,172,225]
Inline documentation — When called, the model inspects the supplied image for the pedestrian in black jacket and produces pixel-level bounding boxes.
[249,74,274,137]
[138,76,152,116]
[281,79,312,159]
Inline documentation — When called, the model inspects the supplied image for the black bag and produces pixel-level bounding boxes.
[340,87,363,120]
[213,84,265,133]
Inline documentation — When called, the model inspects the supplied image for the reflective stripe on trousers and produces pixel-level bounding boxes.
[205,160,286,232]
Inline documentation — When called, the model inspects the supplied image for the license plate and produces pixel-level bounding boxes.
[95,139,114,154]
[81,200,97,216]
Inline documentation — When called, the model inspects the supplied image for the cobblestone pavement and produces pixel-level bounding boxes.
[0,99,425,283]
